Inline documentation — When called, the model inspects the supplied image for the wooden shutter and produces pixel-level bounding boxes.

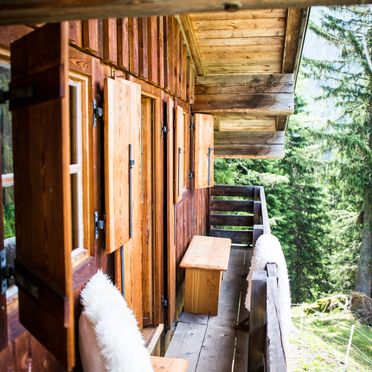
[10,23,74,368]
[104,78,139,253]
[174,105,184,203]
[194,113,214,189]
[109,79,143,325]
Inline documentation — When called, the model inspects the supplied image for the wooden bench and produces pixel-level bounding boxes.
[151,356,188,371]
[180,235,232,315]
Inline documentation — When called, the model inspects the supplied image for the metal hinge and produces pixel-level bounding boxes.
[161,295,168,309]
[0,90,10,105]
[94,211,105,240]
[0,85,34,106]
[188,170,194,180]
[93,98,103,128]
[161,124,167,140]
[0,250,13,295]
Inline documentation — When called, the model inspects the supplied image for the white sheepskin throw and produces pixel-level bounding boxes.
[79,270,153,372]
[245,234,292,348]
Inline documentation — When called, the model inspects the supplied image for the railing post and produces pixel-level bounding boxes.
[265,263,287,372]
[248,270,267,372]
[252,225,264,247]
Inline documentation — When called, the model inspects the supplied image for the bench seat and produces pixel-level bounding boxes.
[180,235,231,315]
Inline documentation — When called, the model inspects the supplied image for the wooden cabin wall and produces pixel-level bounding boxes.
[0,15,208,371]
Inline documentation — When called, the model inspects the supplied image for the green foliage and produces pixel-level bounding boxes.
[304,5,371,296]
[215,117,332,303]
[3,201,15,239]
[303,6,371,202]
[291,306,372,371]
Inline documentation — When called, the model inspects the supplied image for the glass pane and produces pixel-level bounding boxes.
[3,185,15,239]
[69,84,78,165]
[71,173,83,250]
[0,64,12,174]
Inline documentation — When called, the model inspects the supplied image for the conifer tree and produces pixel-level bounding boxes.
[303,6,372,296]
[215,117,332,303]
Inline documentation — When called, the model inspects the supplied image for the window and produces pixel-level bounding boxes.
[68,74,90,266]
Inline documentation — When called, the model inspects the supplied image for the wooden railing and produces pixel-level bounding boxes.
[210,185,286,371]
[209,185,270,247]
[249,263,287,372]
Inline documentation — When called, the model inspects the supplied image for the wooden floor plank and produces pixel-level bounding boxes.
[166,249,252,372]
[179,312,209,325]
[165,322,207,372]
[195,325,236,372]
[207,278,241,327]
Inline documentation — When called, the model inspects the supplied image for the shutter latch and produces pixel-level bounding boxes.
[93,98,103,128]
[161,295,168,309]
[188,170,194,180]
[0,250,13,295]
[94,211,105,240]
[161,123,167,140]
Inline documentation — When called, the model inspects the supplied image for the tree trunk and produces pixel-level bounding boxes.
[355,75,372,297]
[355,191,372,297]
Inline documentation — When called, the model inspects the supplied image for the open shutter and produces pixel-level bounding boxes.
[194,113,214,189]
[108,78,143,324]
[105,77,143,304]
[104,78,133,253]
[10,23,74,368]
[174,105,184,203]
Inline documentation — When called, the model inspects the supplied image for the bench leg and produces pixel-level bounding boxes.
[184,268,222,315]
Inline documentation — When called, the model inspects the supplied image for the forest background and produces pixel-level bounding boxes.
[215,5,371,303]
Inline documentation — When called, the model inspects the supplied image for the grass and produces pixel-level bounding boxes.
[288,306,372,372]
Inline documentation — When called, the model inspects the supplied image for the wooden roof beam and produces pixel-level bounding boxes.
[282,8,303,73]
[214,144,284,159]
[193,73,294,115]
[214,131,285,145]
[176,15,204,76]
[0,0,369,25]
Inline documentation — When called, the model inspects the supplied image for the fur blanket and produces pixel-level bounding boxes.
[245,233,292,349]
[80,270,153,372]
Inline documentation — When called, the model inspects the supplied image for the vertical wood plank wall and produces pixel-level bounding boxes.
[175,189,210,290]
[0,16,208,370]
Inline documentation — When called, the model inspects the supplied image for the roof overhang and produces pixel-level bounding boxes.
[180,8,309,158]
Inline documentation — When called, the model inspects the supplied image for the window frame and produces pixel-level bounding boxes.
[68,72,92,267]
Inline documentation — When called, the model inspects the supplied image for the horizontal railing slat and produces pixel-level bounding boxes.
[210,214,254,227]
[209,229,253,243]
[210,200,254,212]
[212,185,255,197]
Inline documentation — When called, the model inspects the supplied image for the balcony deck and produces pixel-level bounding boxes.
[165,247,252,372]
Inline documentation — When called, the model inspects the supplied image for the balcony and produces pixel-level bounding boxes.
[165,185,286,372]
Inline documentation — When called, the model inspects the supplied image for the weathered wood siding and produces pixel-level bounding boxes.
[175,189,210,289]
